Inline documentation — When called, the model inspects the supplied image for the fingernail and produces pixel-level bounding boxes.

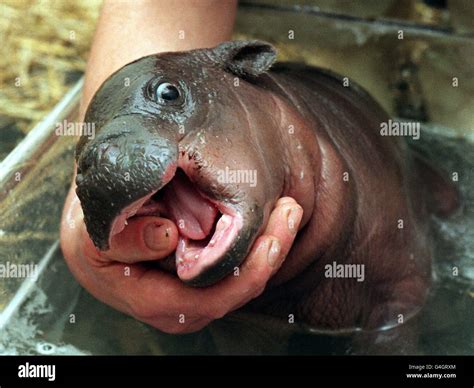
[144,224,170,251]
[267,239,281,267]
[287,206,302,233]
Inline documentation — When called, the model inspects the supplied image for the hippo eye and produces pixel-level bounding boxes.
[155,82,180,102]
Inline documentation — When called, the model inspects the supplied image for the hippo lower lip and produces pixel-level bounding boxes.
[108,168,244,283]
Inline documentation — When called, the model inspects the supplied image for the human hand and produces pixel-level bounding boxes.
[61,184,303,333]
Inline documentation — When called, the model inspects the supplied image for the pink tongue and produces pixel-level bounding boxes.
[162,171,218,240]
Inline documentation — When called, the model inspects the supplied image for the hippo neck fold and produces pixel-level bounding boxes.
[268,94,320,228]
[226,78,320,231]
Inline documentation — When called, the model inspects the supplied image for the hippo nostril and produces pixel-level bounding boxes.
[97,143,121,165]
[77,142,119,178]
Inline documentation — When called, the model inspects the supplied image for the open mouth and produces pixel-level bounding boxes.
[108,169,243,282]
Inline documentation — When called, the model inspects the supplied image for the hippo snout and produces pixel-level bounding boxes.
[75,115,178,250]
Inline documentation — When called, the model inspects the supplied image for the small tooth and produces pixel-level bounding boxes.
[177,257,184,264]
[209,239,216,247]
[124,220,128,226]
[194,254,199,259]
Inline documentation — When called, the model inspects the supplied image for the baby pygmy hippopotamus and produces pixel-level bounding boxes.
[73,40,458,331]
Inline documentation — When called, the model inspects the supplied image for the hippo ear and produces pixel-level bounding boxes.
[212,40,277,78]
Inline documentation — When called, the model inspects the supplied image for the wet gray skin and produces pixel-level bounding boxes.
[76,41,459,330]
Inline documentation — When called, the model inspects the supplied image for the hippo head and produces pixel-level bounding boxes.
[76,40,289,286]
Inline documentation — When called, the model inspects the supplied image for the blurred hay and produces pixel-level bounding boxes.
[0,0,101,134]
